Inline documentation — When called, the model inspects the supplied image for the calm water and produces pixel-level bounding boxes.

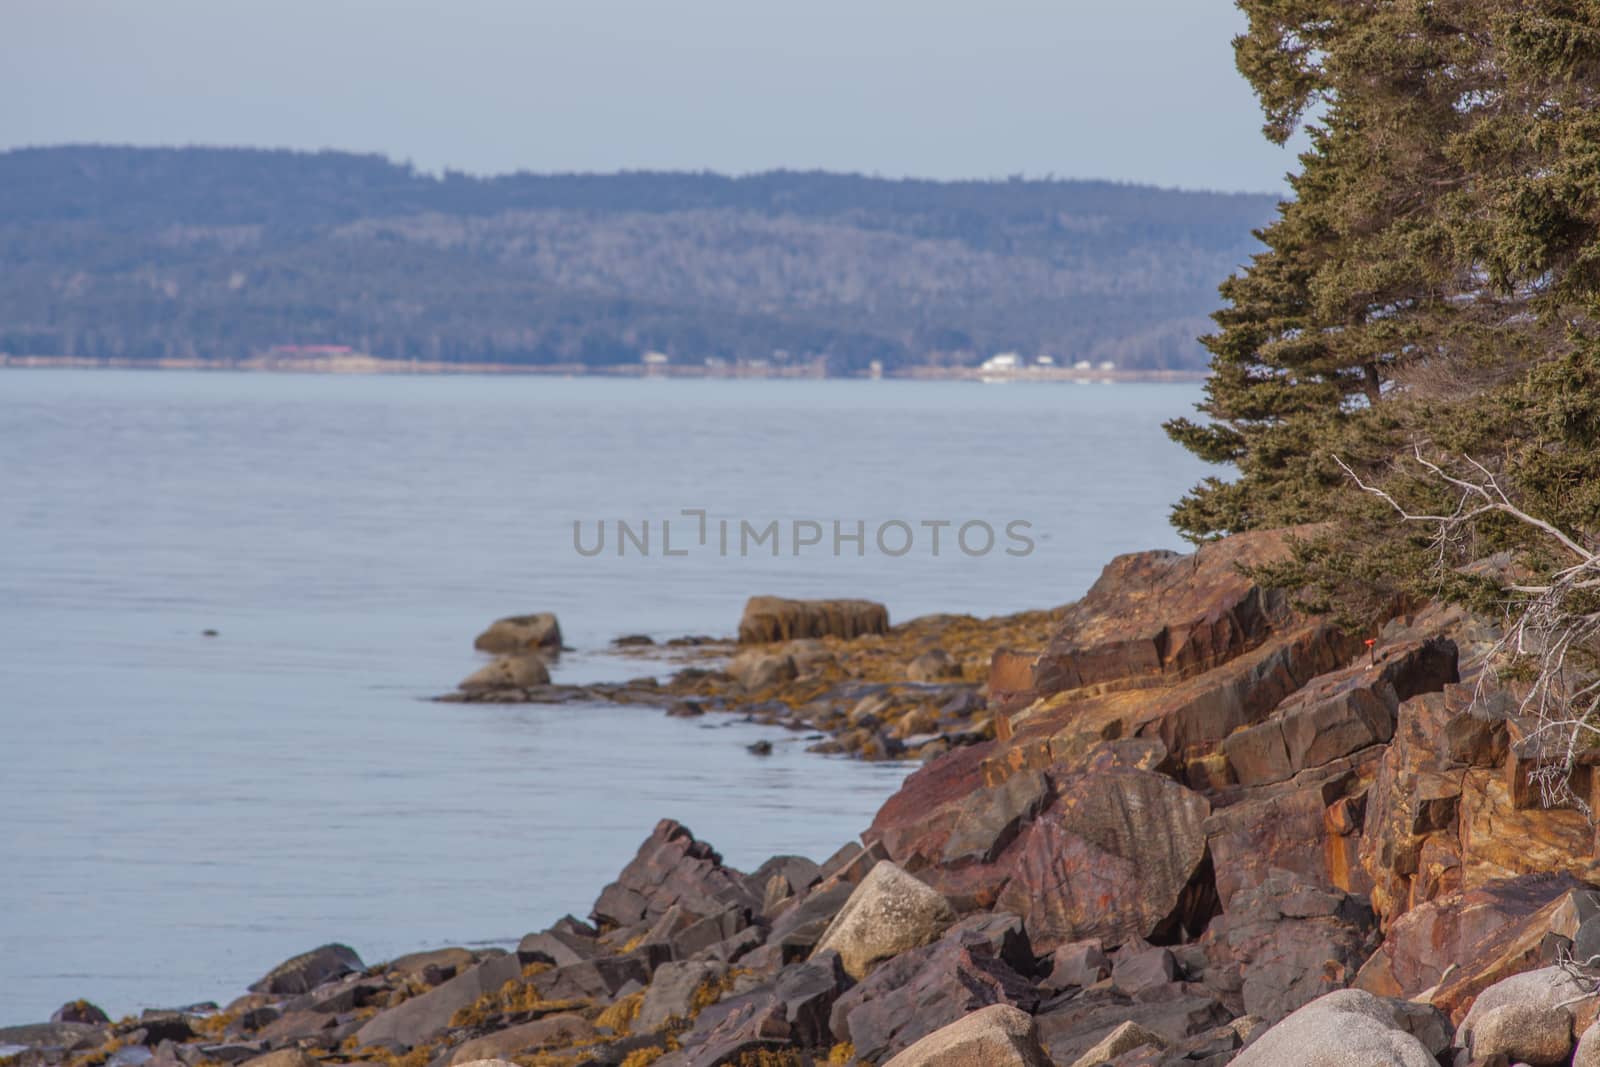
[0,370,1211,1024]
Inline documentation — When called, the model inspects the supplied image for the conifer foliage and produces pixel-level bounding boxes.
[1169,1,1600,625]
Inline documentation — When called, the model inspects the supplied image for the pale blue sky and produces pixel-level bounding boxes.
[3,0,1299,192]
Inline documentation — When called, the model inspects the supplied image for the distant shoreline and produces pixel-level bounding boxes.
[0,353,1206,383]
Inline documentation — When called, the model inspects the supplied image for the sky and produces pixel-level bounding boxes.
[2,0,1302,194]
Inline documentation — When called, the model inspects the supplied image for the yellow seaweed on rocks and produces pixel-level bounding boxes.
[450,978,547,1027]
[358,1045,435,1067]
[190,1011,239,1038]
[617,1050,665,1067]
[595,992,643,1034]
[687,967,748,1017]
[732,1051,802,1067]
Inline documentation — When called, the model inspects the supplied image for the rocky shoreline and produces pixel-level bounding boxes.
[436,597,1054,764]
[8,527,1600,1066]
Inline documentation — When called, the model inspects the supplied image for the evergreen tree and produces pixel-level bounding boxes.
[1170,0,1600,624]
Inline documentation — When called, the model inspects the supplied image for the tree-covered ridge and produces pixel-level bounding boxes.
[0,146,1277,370]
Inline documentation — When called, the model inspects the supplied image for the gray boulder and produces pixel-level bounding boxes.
[1458,966,1589,1064]
[1229,989,1441,1067]
[811,861,956,979]
[1576,1017,1600,1067]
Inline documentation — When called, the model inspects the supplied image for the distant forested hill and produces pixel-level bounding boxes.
[0,146,1279,371]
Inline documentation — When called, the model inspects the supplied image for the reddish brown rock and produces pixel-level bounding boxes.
[994,768,1212,951]
[1203,868,1380,1023]
[991,624,1352,790]
[1206,751,1381,907]
[828,927,1039,1062]
[1358,691,1466,921]
[737,597,888,644]
[1458,767,1598,890]
[1222,636,1457,789]
[1029,528,1313,699]
[591,820,758,931]
[1354,875,1590,1021]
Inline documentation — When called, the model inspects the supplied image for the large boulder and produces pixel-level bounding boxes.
[990,623,1354,789]
[737,597,888,644]
[248,943,364,995]
[458,653,550,692]
[880,1005,1051,1067]
[1203,751,1382,908]
[994,768,1212,951]
[1458,966,1590,1063]
[592,820,758,931]
[1228,989,1443,1067]
[474,613,562,654]
[811,861,956,979]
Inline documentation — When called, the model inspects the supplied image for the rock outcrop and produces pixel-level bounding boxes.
[38,528,1600,1067]
[473,613,562,654]
[737,596,889,644]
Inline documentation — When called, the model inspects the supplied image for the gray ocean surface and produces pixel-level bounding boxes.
[0,370,1211,1025]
